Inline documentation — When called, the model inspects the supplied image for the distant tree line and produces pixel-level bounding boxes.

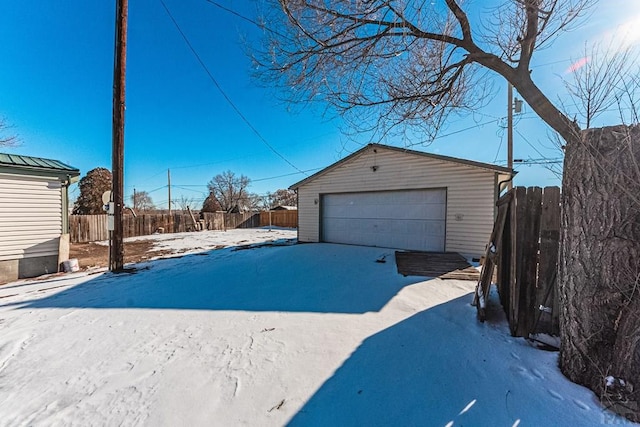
[71,168,296,215]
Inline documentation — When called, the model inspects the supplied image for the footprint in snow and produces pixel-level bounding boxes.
[547,389,564,400]
[531,368,545,380]
[515,367,534,381]
[573,399,590,410]
[510,351,521,360]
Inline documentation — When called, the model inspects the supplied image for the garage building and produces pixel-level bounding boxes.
[290,144,513,257]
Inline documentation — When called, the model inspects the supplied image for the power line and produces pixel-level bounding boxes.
[173,185,208,194]
[433,119,499,140]
[534,58,573,68]
[493,132,504,163]
[169,155,255,170]
[134,169,168,187]
[203,0,290,39]
[145,184,168,194]
[514,129,563,175]
[159,0,306,175]
[515,128,553,160]
[252,167,322,182]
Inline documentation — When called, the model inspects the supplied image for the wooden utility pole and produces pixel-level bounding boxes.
[507,82,514,191]
[110,0,128,272]
[167,169,172,216]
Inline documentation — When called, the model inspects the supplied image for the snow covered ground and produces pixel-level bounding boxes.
[0,229,634,426]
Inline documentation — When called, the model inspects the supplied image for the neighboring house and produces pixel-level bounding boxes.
[290,143,513,257]
[271,205,297,211]
[0,153,80,283]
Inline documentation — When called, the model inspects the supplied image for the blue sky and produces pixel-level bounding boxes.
[1,0,638,209]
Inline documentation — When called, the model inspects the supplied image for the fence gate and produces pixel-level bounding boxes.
[474,186,560,340]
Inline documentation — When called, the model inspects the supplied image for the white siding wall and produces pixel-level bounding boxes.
[297,147,498,256]
[0,173,62,261]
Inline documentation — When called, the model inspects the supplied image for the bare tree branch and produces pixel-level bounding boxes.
[483,0,591,65]
[563,42,637,128]
[0,118,18,147]
[177,195,196,213]
[131,191,156,211]
[258,0,587,144]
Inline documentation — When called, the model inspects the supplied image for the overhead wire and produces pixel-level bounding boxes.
[158,0,306,175]
[493,132,504,163]
[144,185,168,194]
[202,0,290,39]
[160,0,579,186]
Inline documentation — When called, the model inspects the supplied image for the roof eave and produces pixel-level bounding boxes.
[290,143,514,189]
[0,164,81,180]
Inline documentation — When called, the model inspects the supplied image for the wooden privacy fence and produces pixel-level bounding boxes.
[70,212,260,243]
[474,186,560,339]
[259,210,298,228]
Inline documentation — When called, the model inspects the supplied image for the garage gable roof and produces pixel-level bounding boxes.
[290,143,513,189]
[0,153,80,181]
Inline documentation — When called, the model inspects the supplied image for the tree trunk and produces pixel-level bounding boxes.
[559,124,640,422]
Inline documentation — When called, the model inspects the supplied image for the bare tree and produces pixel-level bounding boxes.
[270,189,297,207]
[131,191,155,212]
[246,193,264,212]
[258,0,639,420]
[207,171,252,212]
[563,42,637,129]
[177,195,196,213]
[0,118,18,147]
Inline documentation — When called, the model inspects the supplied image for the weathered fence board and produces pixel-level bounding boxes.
[520,187,543,336]
[496,193,513,314]
[474,191,511,321]
[537,187,561,335]
[259,210,298,228]
[70,212,261,243]
[511,187,528,335]
[70,215,109,243]
[476,186,561,339]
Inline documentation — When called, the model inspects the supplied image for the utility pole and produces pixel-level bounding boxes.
[167,169,172,216]
[110,0,128,272]
[507,82,514,191]
[133,187,137,210]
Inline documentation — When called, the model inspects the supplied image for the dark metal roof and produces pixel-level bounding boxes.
[290,143,514,189]
[0,153,80,175]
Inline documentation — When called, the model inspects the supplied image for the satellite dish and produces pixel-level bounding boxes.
[102,191,113,205]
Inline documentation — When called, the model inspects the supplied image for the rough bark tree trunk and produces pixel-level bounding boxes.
[559,124,640,422]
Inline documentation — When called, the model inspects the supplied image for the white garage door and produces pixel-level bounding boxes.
[322,189,446,251]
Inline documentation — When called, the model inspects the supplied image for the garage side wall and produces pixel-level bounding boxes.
[297,149,496,257]
[0,173,63,282]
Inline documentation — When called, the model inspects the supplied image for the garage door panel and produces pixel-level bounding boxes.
[377,204,395,218]
[322,189,446,251]
[426,190,446,204]
[397,203,445,220]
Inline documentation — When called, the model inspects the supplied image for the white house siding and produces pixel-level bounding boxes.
[0,173,62,262]
[296,147,500,257]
